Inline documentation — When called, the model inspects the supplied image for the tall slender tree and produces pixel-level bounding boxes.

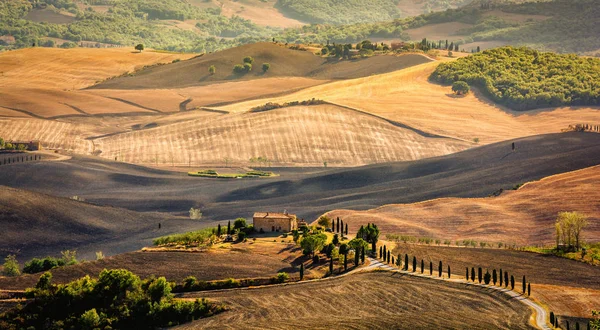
[471,267,475,282]
[361,246,365,263]
[466,267,469,280]
[412,256,417,272]
[355,248,360,266]
[527,283,531,296]
[405,254,409,271]
[217,224,221,236]
[332,221,335,232]
[439,261,443,277]
[387,251,391,264]
[499,269,503,286]
[421,260,425,273]
[478,267,483,283]
[383,245,387,259]
[379,246,383,259]
[336,218,340,233]
[510,275,515,290]
[227,220,231,235]
[345,223,348,236]
[430,261,433,275]
[447,265,451,279]
[504,272,509,288]
[344,253,348,271]
[522,275,527,294]
[493,269,497,285]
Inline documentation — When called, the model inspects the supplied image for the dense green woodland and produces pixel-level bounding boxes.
[0,269,221,329]
[431,47,600,110]
[276,0,402,25]
[0,0,599,54]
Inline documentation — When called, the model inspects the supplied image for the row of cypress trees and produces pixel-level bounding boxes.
[379,246,451,279]
[332,217,348,236]
[464,267,531,297]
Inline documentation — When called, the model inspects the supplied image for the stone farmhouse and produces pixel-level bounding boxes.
[253,212,298,233]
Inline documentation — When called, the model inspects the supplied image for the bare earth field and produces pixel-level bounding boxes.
[390,245,600,320]
[176,272,534,329]
[323,165,600,245]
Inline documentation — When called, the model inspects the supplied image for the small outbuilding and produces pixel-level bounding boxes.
[253,212,297,233]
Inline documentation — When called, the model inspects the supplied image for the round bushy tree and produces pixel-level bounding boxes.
[452,81,470,95]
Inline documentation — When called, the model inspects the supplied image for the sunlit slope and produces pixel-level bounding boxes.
[324,165,600,245]
[217,61,600,144]
[94,104,470,166]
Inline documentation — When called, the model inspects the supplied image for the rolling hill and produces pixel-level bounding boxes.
[0,186,202,260]
[91,42,432,89]
[322,164,600,245]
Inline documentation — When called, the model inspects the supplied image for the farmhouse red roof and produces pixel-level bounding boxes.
[253,212,296,219]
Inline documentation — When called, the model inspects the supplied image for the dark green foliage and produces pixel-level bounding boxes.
[277,0,401,25]
[484,270,491,285]
[383,245,387,259]
[421,260,424,273]
[387,251,390,264]
[405,254,409,271]
[478,267,482,283]
[333,234,340,246]
[345,223,348,236]
[505,271,509,288]
[379,246,383,259]
[550,312,555,325]
[391,256,394,265]
[438,261,442,277]
[262,63,270,73]
[447,265,451,279]
[466,267,469,280]
[227,220,231,235]
[1,269,220,329]
[233,218,247,229]
[523,275,527,293]
[528,283,531,296]
[354,248,360,266]
[510,275,515,290]
[23,257,65,274]
[471,267,475,282]
[337,218,340,233]
[412,256,417,272]
[301,233,327,257]
[135,43,144,52]
[451,81,470,95]
[429,261,433,276]
[492,269,497,285]
[499,269,503,286]
[217,224,221,236]
[361,246,365,263]
[431,47,600,110]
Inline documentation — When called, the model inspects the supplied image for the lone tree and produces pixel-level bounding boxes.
[209,65,216,75]
[262,63,270,73]
[135,44,144,52]
[555,211,588,251]
[243,56,254,64]
[452,81,470,95]
[317,216,331,228]
[2,255,20,277]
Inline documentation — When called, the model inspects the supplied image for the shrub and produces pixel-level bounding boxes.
[233,64,246,74]
[237,231,247,242]
[234,218,247,229]
[209,65,216,75]
[262,63,270,73]
[189,207,202,220]
[243,63,252,72]
[243,56,254,64]
[452,81,470,95]
[276,272,289,283]
[2,255,20,277]
[135,43,144,52]
[95,251,105,260]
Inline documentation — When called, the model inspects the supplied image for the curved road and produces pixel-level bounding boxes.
[366,257,551,330]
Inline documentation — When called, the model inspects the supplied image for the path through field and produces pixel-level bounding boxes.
[366,257,550,330]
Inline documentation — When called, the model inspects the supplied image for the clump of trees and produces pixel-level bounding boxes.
[451,81,470,95]
[23,250,78,274]
[431,47,600,110]
[1,255,20,277]
[356,223,380,252]
[0,269,222,329]
[555,211,588,251]
[233,56,254,74]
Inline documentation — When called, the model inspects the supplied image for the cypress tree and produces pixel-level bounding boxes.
[344,253,348,271]
[336,218,340,233]
[379,246,383,259]
[499,269,503,286]
[492,269,497,285]
[504,272,509,288]
[227,220,231,235]
[576,322,580,330]
[471,267,475,282]
[300,263,304,280]
[466,267,469,280]
[397,254,401,267]
[421,260,424,273]
[332,220,335,232]
[567,321,570,330]
[439,261,442,277]
[345,223,348,236]
[361,246,365,263]
[447,265,451,279]
[355,248,360,266]
[391,256,395,266]
[528,283,531,296]
[522,275,526,293]
[510,275,515,290]
[549,312,555,325]
[329,256,333,274]
[478,267,482,283]
[383,245,387,259]
[412,256,417,272]
[387,251,391,264]
[587,321,590,330]
[429,261,433,275]
[217,224,221,236]
[555,317,558,328]
[405,254,409,270]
